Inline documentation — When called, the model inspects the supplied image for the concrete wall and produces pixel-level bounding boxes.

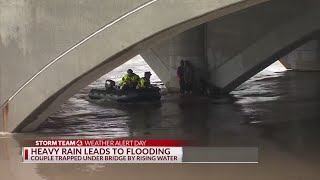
[1,0,265,132]
[0,0,151,107]
[0,0,150,131]
[142,0,320,94]
[280,40,320,71]
[141,25,206,92]
[206,0,320,91]
[3,0,320,132]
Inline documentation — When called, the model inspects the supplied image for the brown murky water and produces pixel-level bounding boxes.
[1,59,320,179]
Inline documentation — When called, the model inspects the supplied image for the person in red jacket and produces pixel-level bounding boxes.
[177,60,185,94]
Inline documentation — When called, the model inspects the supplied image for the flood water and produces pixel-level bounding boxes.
[1,56,320,179]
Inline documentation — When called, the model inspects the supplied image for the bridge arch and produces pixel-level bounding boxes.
[1,0,268,132]
[2,0,320,132]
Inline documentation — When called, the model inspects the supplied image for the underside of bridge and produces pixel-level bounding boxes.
[1,0,320,132]
[141,0,320,93]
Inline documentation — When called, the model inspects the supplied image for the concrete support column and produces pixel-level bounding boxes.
[280,40,320,71]
[141,25,207,93]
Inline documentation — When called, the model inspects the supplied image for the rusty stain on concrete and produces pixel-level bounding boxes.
[2,102,9,132]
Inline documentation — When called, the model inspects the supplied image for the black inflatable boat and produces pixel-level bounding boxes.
[88,88,161,102]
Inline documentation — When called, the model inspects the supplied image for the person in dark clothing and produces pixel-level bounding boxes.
[184,60,193,94]
[200,78,210,96]
[105,80,116,91]
[177,60,185,94]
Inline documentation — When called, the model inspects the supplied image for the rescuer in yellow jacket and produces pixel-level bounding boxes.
[119,69,140,90]
[137,71,152,89]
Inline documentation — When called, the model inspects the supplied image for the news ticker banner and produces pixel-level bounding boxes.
[22,140,258,163]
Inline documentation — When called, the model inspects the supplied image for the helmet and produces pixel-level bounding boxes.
[127,69,133,74]
[145,71,152,76]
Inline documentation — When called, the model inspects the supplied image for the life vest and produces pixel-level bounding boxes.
[137,77,150,88]
[119,73,140,87]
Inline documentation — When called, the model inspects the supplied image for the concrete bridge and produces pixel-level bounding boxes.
[1,0,320,132]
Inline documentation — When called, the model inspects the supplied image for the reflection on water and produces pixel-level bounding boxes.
[1,59,320,179]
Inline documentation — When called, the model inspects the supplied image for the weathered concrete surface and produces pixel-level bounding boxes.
[142,0,320,93]
[280,40,320,71]
[206,0,320,92]
[0,0,267,132]
[0,0,151,131]
[210,7,320,92]
[141,25,207,92]
[0,0,150,107]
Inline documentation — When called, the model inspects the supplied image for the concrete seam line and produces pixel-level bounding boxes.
[0,0,159,109]
[150,48,170,71]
